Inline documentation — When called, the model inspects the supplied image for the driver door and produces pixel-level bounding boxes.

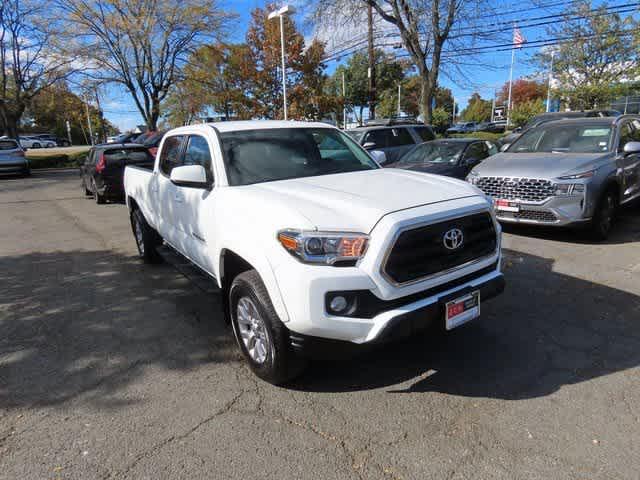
[618,121,640,202]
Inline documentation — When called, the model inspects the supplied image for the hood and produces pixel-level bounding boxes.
[472,151,610,179]
[241,169,480,233]
[389,162,460,177]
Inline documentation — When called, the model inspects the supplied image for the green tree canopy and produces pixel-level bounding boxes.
[461,93,492,122]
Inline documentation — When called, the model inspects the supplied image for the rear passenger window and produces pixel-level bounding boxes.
[389,128,415,146]
[184,135,213,183]
[159,136,185,175]
[413,127,434,142]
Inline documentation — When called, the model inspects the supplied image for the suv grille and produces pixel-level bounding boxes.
[383,213,497,285]
[476,176,555,202]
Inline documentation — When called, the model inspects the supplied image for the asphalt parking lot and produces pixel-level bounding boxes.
[1,170,639,479]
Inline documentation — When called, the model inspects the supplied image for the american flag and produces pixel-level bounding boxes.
[513,26,526,49]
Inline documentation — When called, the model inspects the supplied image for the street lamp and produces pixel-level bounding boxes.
[268,5,296,121]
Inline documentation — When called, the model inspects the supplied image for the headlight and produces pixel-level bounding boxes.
[557,170,595,180]
[277,230,368,265]
[554,183,586,196]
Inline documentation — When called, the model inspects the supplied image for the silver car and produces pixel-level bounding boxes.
[467,116,640,239]
[0,138,30,176]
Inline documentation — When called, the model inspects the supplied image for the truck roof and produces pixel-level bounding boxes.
[203,120,336,133]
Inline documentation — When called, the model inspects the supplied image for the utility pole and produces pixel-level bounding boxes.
[94,86,106,142]
[491,89,496,122]
[367,3,376,120]
[397,83,401,116]
[84,96,94,146]
[545,51,555,113]
[342,72,347,129]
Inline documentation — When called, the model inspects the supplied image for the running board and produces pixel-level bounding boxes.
[156,245,220,294]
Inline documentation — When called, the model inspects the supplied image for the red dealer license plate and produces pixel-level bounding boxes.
[445,291,480,331]
[495,199,519,212]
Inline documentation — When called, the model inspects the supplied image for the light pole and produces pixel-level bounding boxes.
[546,51,555,113]
[268,5,296,121]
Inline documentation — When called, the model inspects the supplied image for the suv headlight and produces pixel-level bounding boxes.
[557,170,595,180]
[277,230,368,265]
[554,183,586,196]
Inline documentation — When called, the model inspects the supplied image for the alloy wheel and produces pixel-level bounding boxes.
[236,297,269,364]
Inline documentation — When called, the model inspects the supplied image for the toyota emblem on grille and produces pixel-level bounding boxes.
[443,228,464,250]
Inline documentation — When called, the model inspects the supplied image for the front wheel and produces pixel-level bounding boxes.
[590,189,617,240]
[229,270,306,385]
[130,208,162,263]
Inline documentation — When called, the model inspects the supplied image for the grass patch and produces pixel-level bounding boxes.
[448,132,504,142]
[26,147,90,169]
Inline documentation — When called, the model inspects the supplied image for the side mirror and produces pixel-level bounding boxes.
[369,149,387,164]
[500,143,510,152]
[463,157,480,166]
[513,127,522,133]
[170,165,210,189]
[623,141,640,155]
[362,141,376,150]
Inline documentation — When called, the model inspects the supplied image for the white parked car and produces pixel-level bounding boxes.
[124,121,505,384]
[19,136,56,149]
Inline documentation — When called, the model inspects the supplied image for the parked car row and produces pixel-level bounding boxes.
[0,138,30,176]
[445,121,506,136]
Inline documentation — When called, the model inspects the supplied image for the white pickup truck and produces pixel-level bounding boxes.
[124,121,505,384]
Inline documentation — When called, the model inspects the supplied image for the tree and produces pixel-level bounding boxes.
[329,50,405,124]
[510,99,545,128]
[534,0,639,110]
[462,92,491,122]
[0,0,77,138]
[314,0,478,123]
[497,79,546,107]
[58,0,232,131]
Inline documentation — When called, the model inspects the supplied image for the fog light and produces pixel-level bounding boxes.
[329,296,348,313]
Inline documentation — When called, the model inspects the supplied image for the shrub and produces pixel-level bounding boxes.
[26,149,89,169]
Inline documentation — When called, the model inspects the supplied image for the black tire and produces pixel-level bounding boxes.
[590,188,618,240]
[229,270,306,385]
[32,143,41,149]
[95,190,106,204]
[82,177,92,196]
[130,208,162,263]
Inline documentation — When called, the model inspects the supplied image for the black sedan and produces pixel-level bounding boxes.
[386,138,498,179]
[80,143,154,204]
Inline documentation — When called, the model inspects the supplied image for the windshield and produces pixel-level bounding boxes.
[397,142,465,165]
[220,128,378,186]
[508,123,613,154]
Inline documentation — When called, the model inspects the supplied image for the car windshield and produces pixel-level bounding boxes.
[0,140,19,150]
[397,142,465,165]
[508,123,613,154]
[220,128,378,186]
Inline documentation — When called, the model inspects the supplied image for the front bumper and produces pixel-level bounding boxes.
[288,270,505,358]
[494,194,590,226]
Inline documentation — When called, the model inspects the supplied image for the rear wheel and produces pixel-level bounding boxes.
[229,270,306,385]
[590,189,617,240]
[32,142,41,149]
[130,208,162,263]
[92,179,106,204]
[82,177,92,196]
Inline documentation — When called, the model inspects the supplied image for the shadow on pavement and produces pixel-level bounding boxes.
[0,250,235,410]
[293,248,640,397]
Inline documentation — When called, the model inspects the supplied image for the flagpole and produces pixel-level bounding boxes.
[506,46,515,129]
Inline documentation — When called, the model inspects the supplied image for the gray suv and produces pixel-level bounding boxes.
[346,123,435,164]
[467,116,640,239]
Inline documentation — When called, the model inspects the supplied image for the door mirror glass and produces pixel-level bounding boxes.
[500,143,510,152]
[623,141,640,155]
[169,165,209,189]
[369,149,387,164]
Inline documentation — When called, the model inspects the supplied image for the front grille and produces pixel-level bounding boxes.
[513,210,557,222]
[476,176,555,202]
[383,212,497,285]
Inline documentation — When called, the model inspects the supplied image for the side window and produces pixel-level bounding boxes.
[389,128,415,146]
[631,120,640,141]
[363,130,390,148]
[159,135,185,175]
[183,135,213,184]
[485,141,498,156]
[464,142,486,160]
[619,123,634,151]
[413,126,435,142]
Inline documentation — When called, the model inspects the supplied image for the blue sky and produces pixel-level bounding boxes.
[102,0,577,131]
